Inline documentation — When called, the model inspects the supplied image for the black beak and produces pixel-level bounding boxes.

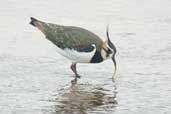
[112,55,117,81]
[106,25,117,81]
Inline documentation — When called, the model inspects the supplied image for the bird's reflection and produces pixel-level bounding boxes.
[52,79,117,114]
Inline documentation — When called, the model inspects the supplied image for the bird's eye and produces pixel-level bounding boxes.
[107,49,112,54]
[103,48,112,54]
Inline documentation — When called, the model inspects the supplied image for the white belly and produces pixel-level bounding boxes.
[55,45,96,63]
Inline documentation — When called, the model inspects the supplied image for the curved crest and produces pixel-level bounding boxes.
[106,24,110,41]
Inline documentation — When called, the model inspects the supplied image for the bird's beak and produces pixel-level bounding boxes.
[106,25,117,82]
[112,54,117,82]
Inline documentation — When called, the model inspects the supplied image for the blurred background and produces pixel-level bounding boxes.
[0,0,171,114]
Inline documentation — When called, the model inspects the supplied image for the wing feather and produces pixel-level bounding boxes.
[38,22,103,52]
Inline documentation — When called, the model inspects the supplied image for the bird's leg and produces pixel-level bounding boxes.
[70,63,81,78]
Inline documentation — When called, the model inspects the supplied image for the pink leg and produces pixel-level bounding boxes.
[70,63,81,78]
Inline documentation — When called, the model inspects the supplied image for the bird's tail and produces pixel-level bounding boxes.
[29,17,41,27]
[30,17,46,33]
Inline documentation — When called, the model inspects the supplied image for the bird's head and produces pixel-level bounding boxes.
[101,25,117,81]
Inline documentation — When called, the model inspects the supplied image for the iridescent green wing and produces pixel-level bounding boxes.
[40,22,103,52]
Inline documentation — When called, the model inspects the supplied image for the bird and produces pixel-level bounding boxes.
[29,17,117,81]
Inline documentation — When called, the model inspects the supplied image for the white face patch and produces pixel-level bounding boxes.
[101,49,107,59]
[55,44,96,63]
[101,43,113,60]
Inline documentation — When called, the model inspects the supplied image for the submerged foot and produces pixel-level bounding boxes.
[71,78,77,85]
[76,74,81,78]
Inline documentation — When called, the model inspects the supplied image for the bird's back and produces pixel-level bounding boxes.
[36,21,103,51]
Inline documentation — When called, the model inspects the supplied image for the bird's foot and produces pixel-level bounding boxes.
[75,74,81,78]
[71,78,77,85]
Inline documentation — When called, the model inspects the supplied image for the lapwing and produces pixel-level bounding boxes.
[30,17,117,81]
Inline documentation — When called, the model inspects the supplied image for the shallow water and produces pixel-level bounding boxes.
[0,0,171,114]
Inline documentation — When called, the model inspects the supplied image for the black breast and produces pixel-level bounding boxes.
[90,51,103,63]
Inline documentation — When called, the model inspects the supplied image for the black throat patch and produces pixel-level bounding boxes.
[90,51,103,63]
